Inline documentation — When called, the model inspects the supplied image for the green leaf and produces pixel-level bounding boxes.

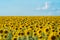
[28,36,34,40]
[7,32,12,40]
[18,37,22,40]
[34,36,38,40]
[22,36,27,40]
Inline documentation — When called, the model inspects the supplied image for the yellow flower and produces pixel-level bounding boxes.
[0,24,4,29]
[3,29,10,35]
[36,29,42,37]
[0,16,60,40]
[24,29,31,36]
[0,28,4,35]
[48,32,57,40]
[12,36,18,40]
[0,35,2,40]
[43,27,50,36]
[3,34,8,40]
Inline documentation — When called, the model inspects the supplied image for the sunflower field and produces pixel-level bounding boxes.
[0,16,60,40]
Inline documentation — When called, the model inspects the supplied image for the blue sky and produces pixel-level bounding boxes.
[0,0,60,16]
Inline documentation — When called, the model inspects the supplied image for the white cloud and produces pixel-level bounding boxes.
[43,2,48,9]
[35,2,49,10]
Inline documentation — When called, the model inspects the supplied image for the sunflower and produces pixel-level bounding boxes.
[43,27,50,36]
[57,26,60,32]
[24,29,31,36]
[3,29,10,35]
[38,35,44,40]
[48,32,57,40]
[10,25,17,32]
[12,36,18,40]
[0,16,60,40]
[3,34,8,40]
[13,30,22,38]
[0,24,4,29]
[0,28,4,35]
[0,34,3,40]
[36,29,42,37]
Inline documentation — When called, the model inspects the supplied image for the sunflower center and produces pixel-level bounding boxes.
[51,36,56,40]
